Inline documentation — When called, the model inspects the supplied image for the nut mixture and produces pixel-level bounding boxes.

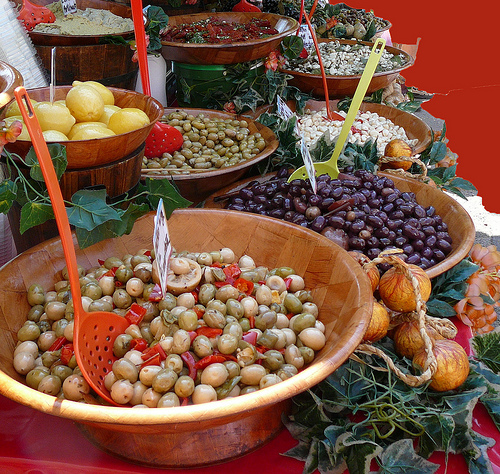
[143,111,267,174]
[286,41,408,76]
[296,108,418,155]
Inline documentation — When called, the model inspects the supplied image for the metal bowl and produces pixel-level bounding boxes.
[0,208,372,468]
[0,60,23,116]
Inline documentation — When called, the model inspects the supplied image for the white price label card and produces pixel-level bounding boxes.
[300,138,317,194]
[61,0,77,15]
[298,25,314,50]
[277,95,299,134]
[153,199,173,298]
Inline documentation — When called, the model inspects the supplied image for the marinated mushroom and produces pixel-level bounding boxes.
[167,257,202,295]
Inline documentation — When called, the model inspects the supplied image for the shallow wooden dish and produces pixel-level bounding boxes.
[13,0,134,46]
[304,99,432,154]
[4,86,163,169]
[141,107,279,204]
[0,61,23,117]
[161,12,298,65]
[205,174,475,279]
[280,39,414,99]
[0,208,372,467]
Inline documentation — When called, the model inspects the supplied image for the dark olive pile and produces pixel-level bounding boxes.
[223,169,452,271]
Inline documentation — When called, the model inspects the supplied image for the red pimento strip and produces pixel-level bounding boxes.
[193,306,205,319]
[234,278,254,296]
[125,303,147,326]
[242,331,258,345]
[181,351,198,380]
[188,331,198,344]
[180,397,189,406]
[101,266,118,278]
[248,314,255,329]
[194,354,226,369]
[140,353,161,369]
[60,343,74,365]
[48,336,67,352]
[141,343,167,361]
[195,327,223,338]
[284,277,293,290]
[129,338,148,352]
[223,263,241,280]
[98,259,105,266]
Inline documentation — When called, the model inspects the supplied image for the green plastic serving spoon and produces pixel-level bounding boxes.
[288,37,386,182]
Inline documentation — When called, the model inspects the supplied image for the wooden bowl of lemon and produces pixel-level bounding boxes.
[3,82,163,169]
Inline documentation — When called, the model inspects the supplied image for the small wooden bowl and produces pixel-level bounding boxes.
[161,12,298,65]
[280,39,414,99]
[13,0,134,46]
[4,86,163,169]
[204,174,475,279]
[0,61,23,116]
[141,107,279,204]
[304,99,432,154]
[0,209,372,468]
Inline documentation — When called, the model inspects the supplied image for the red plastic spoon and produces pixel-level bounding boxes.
[14,86,130,406]
[232,0,261,12]
[17,0,56,31]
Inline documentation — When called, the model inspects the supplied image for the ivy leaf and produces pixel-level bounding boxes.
[375,439,439,474]
[462,431,496,474]
[340,433,383,474]
[142,178,192,214]
[472,333,500,374]
[280,35,304,60]
[0,179,17,213]
[233,87,264,113]
[26,143,67,181]
[67,189,121,231]
[449,177,477,192]
[19,201,54,234]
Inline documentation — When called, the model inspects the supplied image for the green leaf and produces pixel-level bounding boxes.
[67,189,121,231]
[143,178,192,214]
[450,177,478,192]
[340,433,383,474]
[233,87,265,113]
[0,179,17,213]
[377,439,439,474]
[426,299,457,317]
[280,35,304,60]
[472,334,500,374]
[19,201,54,234]
[26,144,67,182]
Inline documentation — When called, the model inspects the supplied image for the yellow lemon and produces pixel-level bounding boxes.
[71,127,116,140]
[67,121,108,140]
[98,104,121,126]
[107,107,150,135]
[5,99,38,118]
[42,130,69,141]
[33,102,76,135]
[3,115,30,140]
[72,80,115,106]
[65,84,105,123]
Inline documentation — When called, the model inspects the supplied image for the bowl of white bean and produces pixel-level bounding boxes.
[0,208,373,468]
[280,39,414,99]
[298,99,432,154]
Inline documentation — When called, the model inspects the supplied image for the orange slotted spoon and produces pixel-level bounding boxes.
[14,86,130,406]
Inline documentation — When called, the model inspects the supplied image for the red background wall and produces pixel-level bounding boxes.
[349,1,500,214]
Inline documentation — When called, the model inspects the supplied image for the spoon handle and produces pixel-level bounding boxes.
[14,86,84,311]
[328,37,386,164]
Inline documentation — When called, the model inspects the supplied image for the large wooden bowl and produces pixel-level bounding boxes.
[280,39,414,99]
[205,174,476,279]
[13,0,134,46]
[161,12,298,65]
[0,209,372,468]
[303,99,432,154]
[141,107,279,204]
[0,61,23,116]
[4,86,163,169]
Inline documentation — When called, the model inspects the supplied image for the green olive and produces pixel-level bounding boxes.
[51,364,73,382]
[226,299,244,319]
[26,366,50,390]
[215,285,239,303]
[164,354,184,374]
[198,283,216,306]
[152,368,178,393]
[45,301,67,321]
[263,350,284,371]
[52,318,69,337]
[131,255,151,268]
[284,294,303,315]
[17,321,41,342]
[299,346,315,364]
[217,333,239,354]
[294,290,314,303]
[37,320,51,333]
[104,256,123,269]
[254,310,277,331]
[158,293,177,311]
[27,304,44,322]
[291,313,317,333]
[270,266,295,278]
[113,288,133,309]
[239,317,251,333]
[206,299,227,315]
[257,328,279,349]
[192,335,213,358]
[113,334,132,358]
[115,266,134,283]
[113,358,139,383]
[178,309,198,331]
[174,375,195,398]
[27,284,45,306]
[81,281,102,300]
[37,374,62,396]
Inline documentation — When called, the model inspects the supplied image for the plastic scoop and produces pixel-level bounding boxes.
[288,37,386,182]
[14,86,129,406]
[232,0,261,12]
[17,0,56,31]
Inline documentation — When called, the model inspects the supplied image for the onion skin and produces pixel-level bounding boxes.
[380,138,413,171]
[378,264,431,313]
[393,319,443,359]
[363,301,390,343]
[413,339,469,392]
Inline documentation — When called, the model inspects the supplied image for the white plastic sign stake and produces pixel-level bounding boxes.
[300,138,317,194]
[61,0,77,15]
[153,198,172,298]
[276,95,299,134]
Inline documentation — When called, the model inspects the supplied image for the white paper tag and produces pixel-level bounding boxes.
[61,0,77,15]
[300,138,317,194]
[153,199,172,298]
[277,95,300,134]
[298,25,314,50]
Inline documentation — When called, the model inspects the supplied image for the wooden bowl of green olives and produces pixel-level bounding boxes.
[0,209,373,467]
[140,108,279,204]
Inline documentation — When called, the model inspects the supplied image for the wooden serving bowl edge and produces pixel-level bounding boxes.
[0,208,373,467]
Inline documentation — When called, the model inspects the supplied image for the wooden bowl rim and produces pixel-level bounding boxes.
[203,172,476,279]
[141,107,279,181]
[303,98,432,154]
[14,85,163,143]
[0,208,372,424]
[161,12,298,50]
[280,38,414,79]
